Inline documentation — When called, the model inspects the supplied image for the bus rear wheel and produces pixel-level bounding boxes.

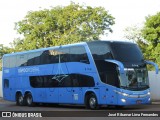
[26,93,35,107]
[86,93,99,110]
[16,93,25,106]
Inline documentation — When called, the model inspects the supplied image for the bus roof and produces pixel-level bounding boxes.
[3,42,87,57]
[3,40,136,57]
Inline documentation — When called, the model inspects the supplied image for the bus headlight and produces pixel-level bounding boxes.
[122,93,129,97]
[114,90,129,97]
[148,98,151,101]
[121,99,126,103]
[147,92,150,95]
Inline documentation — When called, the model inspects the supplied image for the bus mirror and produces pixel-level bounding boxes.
[145,61,159,74]
[105,59,125,74]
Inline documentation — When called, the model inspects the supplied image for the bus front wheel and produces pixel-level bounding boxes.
[86,93,99,110]
[26,93,35,107]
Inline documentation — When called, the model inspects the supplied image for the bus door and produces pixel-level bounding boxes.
[104,71,118,105]
[99,71,118,105]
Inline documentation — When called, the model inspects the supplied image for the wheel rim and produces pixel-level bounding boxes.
[27,95,32,105]
[18,95,23,104]
[89,97,96,109]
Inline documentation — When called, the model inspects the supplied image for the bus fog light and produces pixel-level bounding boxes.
[121,99,126,103]
[148,98,151,101]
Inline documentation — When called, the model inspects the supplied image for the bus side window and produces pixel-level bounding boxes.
[17,54,28,67]
[71,74,79,87]
[59,76,72,87]
[44,76,59,87]
[27,52,42,66]
[9,56,16,68]
[70,46,90,64]
[57,48,70,63]
[4,79,9,88]
[78,74,95,87]
[87,42,112,60]
[3,57,10,68]
[30,76,43,88]
[40,50,51,64]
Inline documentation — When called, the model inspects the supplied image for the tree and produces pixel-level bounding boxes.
[123,25,149,58]
[13,2,115,51]
[123,25,156,70]
[124,25,144,42]
[142,12,160,67]
[0,44,12,70]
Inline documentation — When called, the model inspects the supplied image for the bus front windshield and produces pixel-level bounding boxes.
[119,67,149,90]
[111,43,143,63]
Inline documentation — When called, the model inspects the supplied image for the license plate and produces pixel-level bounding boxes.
[136,100,142,104]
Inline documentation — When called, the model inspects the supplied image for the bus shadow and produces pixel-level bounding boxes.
[35,103,150,111]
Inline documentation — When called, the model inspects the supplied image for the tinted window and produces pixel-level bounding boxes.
[95,60,119,87]
[9,56,17,68]
[59,76,72,87]
[87,42,113,60]
[71,74,95,87]
[30,75,59,88]
[70,46,89,64]
[3,57,10,68]
[27,52,42,66]
[111,43,143,62]
[72,75,79,87]
[30,76,43,88]
[44,76,59,87]
[58,48,70,62]
[17,54,28,66]
[48,48,70,63]
[4,79,9,88]
[78,74,95,87]
[29,74,95,88]
[41,50,52,64]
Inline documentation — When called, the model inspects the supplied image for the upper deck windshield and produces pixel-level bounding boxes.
[87,41,144,63]
[110,43,143,63]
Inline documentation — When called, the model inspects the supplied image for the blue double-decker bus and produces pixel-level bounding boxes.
[2,40,159,109]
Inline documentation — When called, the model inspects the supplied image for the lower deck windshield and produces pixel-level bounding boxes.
[124,68,149,90]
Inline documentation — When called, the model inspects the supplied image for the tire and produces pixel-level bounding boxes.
[16,93,25,106]
[86,93,99,110]
[26,93,35,107]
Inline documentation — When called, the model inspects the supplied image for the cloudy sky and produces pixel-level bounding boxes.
[0,0,160,46]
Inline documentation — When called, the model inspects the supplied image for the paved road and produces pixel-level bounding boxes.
[0,99,160,120]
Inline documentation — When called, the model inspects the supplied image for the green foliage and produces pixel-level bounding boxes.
[124,25,144,42]
[123,25,148,59]
[0,44,13,70]
[123,25,156,70]
[142,12,160,67]
[13,2,115,51]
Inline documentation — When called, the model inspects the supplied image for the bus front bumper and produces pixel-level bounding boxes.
[117,94,151,105]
